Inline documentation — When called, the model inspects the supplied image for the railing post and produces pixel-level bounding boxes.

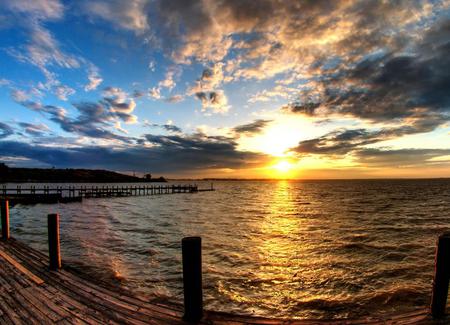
[182,236,203,322]
[1,200,10,240]
[431,232,450,318]
[48,213,61,270]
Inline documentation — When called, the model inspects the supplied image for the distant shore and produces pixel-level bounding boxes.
[0,164,167,183]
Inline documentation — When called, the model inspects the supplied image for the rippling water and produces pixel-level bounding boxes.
[7,179,450,319]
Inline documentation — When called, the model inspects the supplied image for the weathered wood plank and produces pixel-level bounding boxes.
[3,239,185,320]
[0,249,44,285]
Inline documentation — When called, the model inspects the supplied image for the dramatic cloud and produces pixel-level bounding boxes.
[0,0,448,176]
[292,113,448,156]
[0,135,267,173]
[233,119,272,136]
[284,18,450,123]
[12,86,139,142]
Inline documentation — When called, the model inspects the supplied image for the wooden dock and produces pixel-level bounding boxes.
[0,238,444,325]
[0,184,214,205]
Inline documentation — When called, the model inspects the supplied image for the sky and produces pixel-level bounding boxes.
[0,0,449,179]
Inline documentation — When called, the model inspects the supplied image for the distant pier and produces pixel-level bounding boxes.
[1,184,214,205]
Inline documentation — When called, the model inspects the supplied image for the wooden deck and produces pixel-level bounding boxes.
[0,238,447,324]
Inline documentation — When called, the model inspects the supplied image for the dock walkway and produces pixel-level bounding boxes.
[0,238,444,324]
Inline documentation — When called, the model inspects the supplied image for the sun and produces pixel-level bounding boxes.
[273,160,293,173]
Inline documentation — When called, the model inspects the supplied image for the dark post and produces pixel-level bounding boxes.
[182,236,203,322]
[48,213,61,270]
[1,200,10,240]
[431,232,450,318]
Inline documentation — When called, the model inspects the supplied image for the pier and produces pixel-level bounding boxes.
[0,184,214,205]
[0,201,448,324]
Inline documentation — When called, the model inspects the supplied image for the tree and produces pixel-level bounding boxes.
[144,173,152,180]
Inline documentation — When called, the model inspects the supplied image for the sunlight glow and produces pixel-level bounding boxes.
[273,160,293,173]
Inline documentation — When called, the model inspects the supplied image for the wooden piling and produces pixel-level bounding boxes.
[431,232,450,318]
[182,236,203,322]
[48,213,61,270]
[1,200,10,240]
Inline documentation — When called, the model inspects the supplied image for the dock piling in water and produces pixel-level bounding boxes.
[182,236,203,322]
[1,200,10,240]
[48,213,62,270]
[431,232,450,318]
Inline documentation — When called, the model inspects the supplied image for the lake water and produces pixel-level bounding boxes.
[6,179,450,319]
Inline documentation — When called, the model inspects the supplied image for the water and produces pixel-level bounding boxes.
[6,179,450,319]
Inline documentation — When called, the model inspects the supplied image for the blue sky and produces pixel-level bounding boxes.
[0,0,449,178]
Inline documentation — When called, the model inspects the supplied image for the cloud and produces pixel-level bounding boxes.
[12,86,139,142]
[11,89,30,102]
[195,90,229,114]
[17,122,50,136]
[0,78,11,86]
[5,11,81,101]
[85,65,103,91]
[162,124,182,133]
[148,59,156,71]
[132,90,145,98]
[165,94,184,103]
[102,87,137,123]
[189,63,225,94]
[188,63,229,113]
[148,87,161,99]
[285,18,450,122]
[291,113,448,156]
[83,0,150,33]
[248,85,295,103]
[9,24,80,75]
[3,0,64,20]
[233,119,272,136]
[54,85,75,100]
[158,66,181,90]
[0,135,268,173]
[0,122,14,139]
[355,148,450,168]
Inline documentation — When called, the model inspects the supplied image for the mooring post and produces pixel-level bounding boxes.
[48,213,61,270]
[182,236,203,322]
[431,232,450,318]
[1,200,10,240]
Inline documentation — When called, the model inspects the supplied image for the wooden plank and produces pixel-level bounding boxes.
[1,242,181,325]
[0,280,43,325]
[3,240,185,320]
[0,249,44,285]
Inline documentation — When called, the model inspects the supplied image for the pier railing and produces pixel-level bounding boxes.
[1,184,204,197]
[0,184,214,204]
[0,199,448,321]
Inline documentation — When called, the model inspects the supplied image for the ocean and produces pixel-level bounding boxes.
[6,179,450,319]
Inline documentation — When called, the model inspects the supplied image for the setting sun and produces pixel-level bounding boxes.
[273,160,294,173]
